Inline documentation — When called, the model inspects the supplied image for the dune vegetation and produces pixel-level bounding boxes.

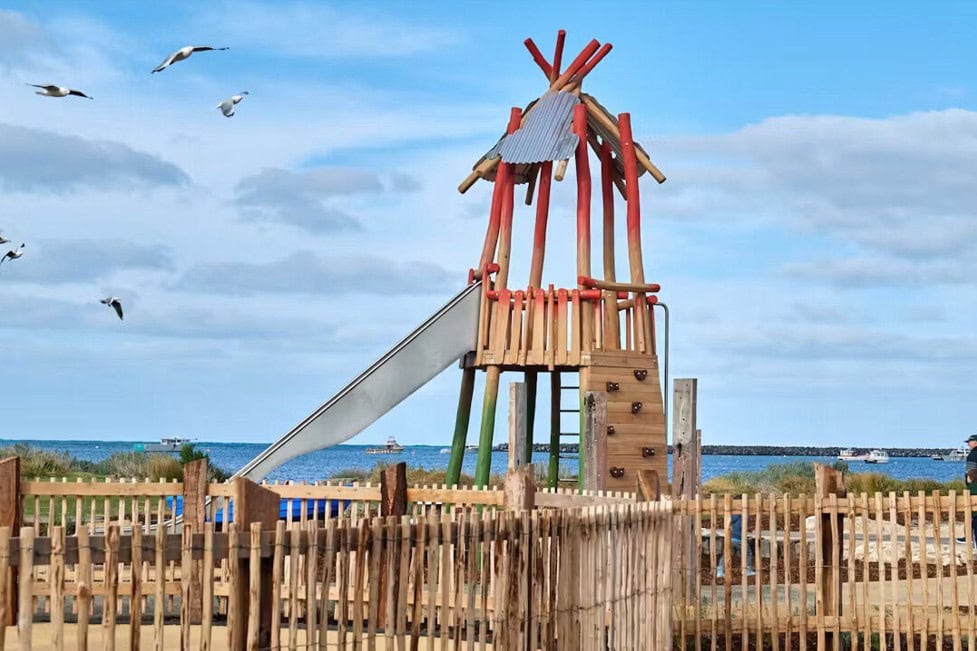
[701,460,967,496]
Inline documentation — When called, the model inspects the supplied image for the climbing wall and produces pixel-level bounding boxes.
[581,353,667,492]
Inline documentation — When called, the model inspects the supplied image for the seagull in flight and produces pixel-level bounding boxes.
[217,91,249,117]
[0,232,9,245]
[28,84,94,99]
[152,46,229,74]
[0,244,24,270]
[100,296,124,320]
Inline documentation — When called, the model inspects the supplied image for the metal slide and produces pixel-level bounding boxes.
[234,282,482,481]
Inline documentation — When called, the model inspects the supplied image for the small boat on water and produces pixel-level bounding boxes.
[439,448,451,454]
[838,448,869,462]
[944,448,968,462]
[864,449,890,464]
[366,436,404,455]
[931,453,944,460]
[133,437,193,453]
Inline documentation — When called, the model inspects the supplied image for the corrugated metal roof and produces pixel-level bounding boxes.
[486,91,580,165]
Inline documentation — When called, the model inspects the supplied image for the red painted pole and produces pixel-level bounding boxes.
[550,39,600,90]
[477,108,523,270]
[573,104,592,281]
[551,30,566,82]
[524,38,552,79]
[599,140,620,350]
[619,112,650,352]
[575,43,613,83]
[528,161,553,288]
[494,108,522,290]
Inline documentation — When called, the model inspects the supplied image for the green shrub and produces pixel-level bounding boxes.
[0,444,84,478]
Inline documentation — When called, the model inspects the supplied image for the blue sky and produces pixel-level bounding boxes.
[0,1,975,449]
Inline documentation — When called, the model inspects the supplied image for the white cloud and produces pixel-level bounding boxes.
[0,123,189,192]
[201,2,460,58]
[173,251,455,296]
[0,239,173,283]
[652,109,977,286]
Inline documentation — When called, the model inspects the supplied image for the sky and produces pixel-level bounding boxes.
[1,1,976,450]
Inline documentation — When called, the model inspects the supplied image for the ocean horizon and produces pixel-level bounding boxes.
[1,439,969,485]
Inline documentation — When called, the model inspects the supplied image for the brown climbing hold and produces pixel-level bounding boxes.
[631,401,643,414]
[634,369,648,381]
[610,467,625,478]
[606,381,620,392]
[642,447,655,457]
[606,425,615,436]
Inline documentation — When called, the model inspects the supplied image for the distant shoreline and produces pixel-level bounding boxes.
[494,443,962,458]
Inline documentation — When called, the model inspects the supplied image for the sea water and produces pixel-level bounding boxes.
[0,440,969,485]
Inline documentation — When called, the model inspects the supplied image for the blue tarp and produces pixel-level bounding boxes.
[166,495,350,523]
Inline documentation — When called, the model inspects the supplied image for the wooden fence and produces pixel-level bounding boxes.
[0,500,673,649]
[673,491,977,650]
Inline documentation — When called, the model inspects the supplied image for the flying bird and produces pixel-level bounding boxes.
[0,244,24,270]
[217,91,249,117]
[0,232,9,245]
[100,296,124,320]
[152,46,229,73]
[28,84,93,99]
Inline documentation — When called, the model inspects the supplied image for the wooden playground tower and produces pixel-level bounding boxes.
[445,32,669,492]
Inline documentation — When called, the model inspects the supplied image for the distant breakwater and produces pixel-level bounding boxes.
[493,444,958,458]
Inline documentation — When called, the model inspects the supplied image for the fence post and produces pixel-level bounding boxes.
[504,466,536,511]
[671,379,699,603]
[182,458,208,624]
[378,462,407,626]
[581,391,608,491]
[814,463,846,644]
[636,469,660,502]
[508,382,529,470]
[231,477,281,651]
[0,457,19,627]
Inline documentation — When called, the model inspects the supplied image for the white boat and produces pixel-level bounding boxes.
[838,448,869,462]
[366,436,404,454]
[863,449,890,464]
[944,448,968,462]
[439,448,451,454]
[133,437,193,453]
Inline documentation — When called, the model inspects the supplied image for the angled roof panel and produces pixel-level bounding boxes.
[485,91,580,165]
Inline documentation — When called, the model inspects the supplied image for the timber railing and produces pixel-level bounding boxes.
[473,278,659,368]
[0,500,673,649]
[672,491,977,649]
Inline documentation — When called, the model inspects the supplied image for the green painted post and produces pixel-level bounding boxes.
[474,366,501,487]
[548,371,561,487]
[524,371,537,465]
[446,367,476,487]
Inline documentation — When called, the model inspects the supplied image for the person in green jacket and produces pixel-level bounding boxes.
[957,434,977,546]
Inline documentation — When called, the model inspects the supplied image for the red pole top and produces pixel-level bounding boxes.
[524,38,552,79]
[551,30,567,82]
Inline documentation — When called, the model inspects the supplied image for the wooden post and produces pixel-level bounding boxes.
[0,457,19,626]
[671,379,699,499]
[504,466,536,511]
[636,470,660,502]
[508,382,529,470]
[672,379,699,603]
[380,462,407,518]
[230,477,281,651]
[475,366,502,488]
[815,462,846,644]
[524,371,537,465]
[580,391,608,490]
[182,458,207,624]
